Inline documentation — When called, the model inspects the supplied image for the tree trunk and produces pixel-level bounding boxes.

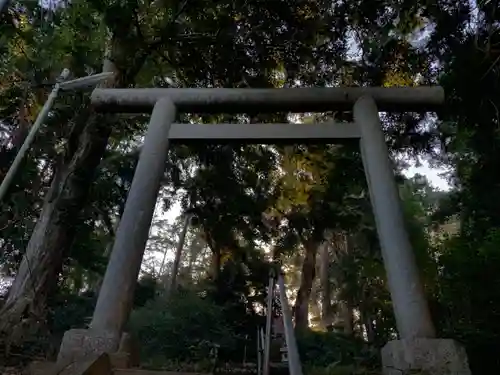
[294,240,319,331]
[169,213,191,293]
[212,248,221,281]
[309,277,321,327]
[0,28,148,335]
[362,310,375,342]
[338,300,354,335]
[202,229,221,282]
[187,243,195,280]
[0,109,112,333]
[185,233,201,280]
[319,242,333,329]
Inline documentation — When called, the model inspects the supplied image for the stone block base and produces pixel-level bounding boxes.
[28,354,112,375]
[54,329,140,374]
[381,338,471,375]
[59,352,111,375]
[55,328,120,374]
[110,352,130,369]
[27,361,55,375]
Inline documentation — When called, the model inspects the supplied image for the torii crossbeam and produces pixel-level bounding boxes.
[91,86,443,113]
[90,86,441,337]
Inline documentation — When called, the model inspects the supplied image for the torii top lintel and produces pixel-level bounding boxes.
[90,86,444,114]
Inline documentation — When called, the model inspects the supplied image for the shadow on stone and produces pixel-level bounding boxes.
[27,353,111,375]
[56,352,111,375]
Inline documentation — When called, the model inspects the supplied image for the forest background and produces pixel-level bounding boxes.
[1,1,500,374]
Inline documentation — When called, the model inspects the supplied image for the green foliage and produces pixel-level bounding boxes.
[297,331,379,371]
[3,1,500,374]
[128,290,239,365]
[306,364,380,375]
[48,275,158,337]
[47,292,97,336]
[435,228,500,374]
[133,275,160,308]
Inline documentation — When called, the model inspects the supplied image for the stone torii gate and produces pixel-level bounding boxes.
[57,87,471,375]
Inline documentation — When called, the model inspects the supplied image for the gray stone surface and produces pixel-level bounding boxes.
[57,352,112,375]
[56,329,120,370]
[110,352,130,369]
[90,98,176,334]
[381,338,471,375]
[27,360,55,375]
[355,96,435,339]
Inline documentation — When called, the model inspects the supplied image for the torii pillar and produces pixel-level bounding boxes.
[55,86,470,375]
[353,96,470,375]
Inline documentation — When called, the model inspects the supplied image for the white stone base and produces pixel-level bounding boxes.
[55,328,120,374]
[381,338,471,375]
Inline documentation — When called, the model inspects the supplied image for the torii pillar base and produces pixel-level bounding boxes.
[381,338,471,375]
[56,329,118,366]
[54,329,140,373]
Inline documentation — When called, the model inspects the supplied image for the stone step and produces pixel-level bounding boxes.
[114,371,210,375]
[27,361,55,375]
[114,367,288,375]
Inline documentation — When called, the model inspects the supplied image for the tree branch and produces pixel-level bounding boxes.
[133,0,145,42]
[96,206,116,237]
[146,0,191,51]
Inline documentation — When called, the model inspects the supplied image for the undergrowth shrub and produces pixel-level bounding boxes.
[297,330,379,374]
[128,289,238,367]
